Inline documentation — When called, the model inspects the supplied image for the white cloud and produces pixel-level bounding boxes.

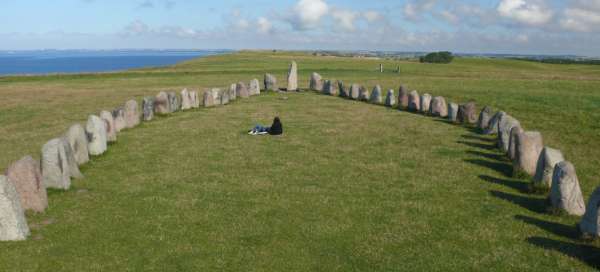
[497,0,553,26]
[439,10,459,24]
[331,9,358,31]
[560,0,600,32]
[257,17,273,34]
[403,0,437,21]
[363,11,381,22]
[290,0,329,30]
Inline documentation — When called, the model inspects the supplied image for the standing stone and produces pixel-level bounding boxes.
[349,84,360,100]
[5,156,47,212]
[508,125,524,161]
[448,103,459,122]
[227,85,237,101]
[420,93,432,114]
[398,85,409,109]
[154,91,170,115]
[220,89,230,105]
[430,96,448,117]
[358,86,370,101]
[204,89,216,107]
[190,90,201,107]
[100,110,117,142]
[264,74,278,91]
[236,82,250,99]
[385,90,396,107]
[41,138,71,189]
[458,102,477,124]
[498,115,521,153]
[61,137,83,179]
[379,64,384,73]
[86,115,107,156]
[513,131,544,177]
[124,100,141,129]
[211,88,222,105]
[167,92,180,113]
[550,161,586,216]
[533,147,565,189]
[477,106,493,131]
[181,88,192,110]
[323,80,337,95]
[0,175,30,241]
[310,72,323,91]
[484,111,506,135]
[249,79,261,96]
[65,123,89,165]
[142,97,155,121]
[112,107,126,132]
[338,81,348,98]
[580,186,600,238]
[408,90,421,112]
[369,85,383,104]
[287,61,298,91]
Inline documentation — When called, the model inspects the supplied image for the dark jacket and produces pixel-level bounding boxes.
[268,117,283,135]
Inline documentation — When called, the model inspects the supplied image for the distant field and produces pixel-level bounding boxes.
[1,51,599,270]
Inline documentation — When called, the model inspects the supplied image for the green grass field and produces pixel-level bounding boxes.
[1,51,599,271]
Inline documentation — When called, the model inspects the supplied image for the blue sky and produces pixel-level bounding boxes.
[1,0,599,56]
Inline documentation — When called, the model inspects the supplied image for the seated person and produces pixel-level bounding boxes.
[248,117,283,135]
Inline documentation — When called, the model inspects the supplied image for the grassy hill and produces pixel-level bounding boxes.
[0,51,599,270]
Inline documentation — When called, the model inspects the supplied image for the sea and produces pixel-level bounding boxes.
[0,49,230,76]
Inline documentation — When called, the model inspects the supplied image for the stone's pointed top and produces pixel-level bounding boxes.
[0,175,30,241]
[5,156,48,213]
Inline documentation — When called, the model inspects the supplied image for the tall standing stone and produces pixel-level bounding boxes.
[86,115,107,156]
[287,61,298,91]
[385,90,396,107]
[379,64,384,73]
[142,97,155,121]
[154,91,170,115]
[167,92,180,113]
[112,107,126,132]
[100,110,117,142]
[227,85,237,101]
[369,85,383,104]
[513,131,544,177]
[0,175,30,241]
[533,147,565,189]
[484,111,505,135]
[338,81,348,98]
[204,89,216,107]
[61,137,83,179]
[323,80,337,96]
[498,115,521,153]
[408,90,421,112]
[458,102,477,124]
[420,93,432,114]
[448,103,459,122]
[249,79,261,96]
[349,84,360,100]
[65,123,89,165]
[358,86,370,101]
[549,161,586,216]
[236,82,250,99]
[41,138,71,189]
[508,125,524,161]
[430,96,448,117]
[211,88,221,105]
[190,90,201,107]
[124,100,141,129]
[220,89,230,105]
[5,156,48,212]
[264,74,278,91]
[310,72,323,91]
[477,106,493,131]
[580,186,600,238]
[181,88,192,110]
[398,85,409,109]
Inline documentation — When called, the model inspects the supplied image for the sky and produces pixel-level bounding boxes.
[1,0,599,56]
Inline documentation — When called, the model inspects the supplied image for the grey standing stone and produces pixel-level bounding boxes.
[448,103,459,122]
[398,85,409,109]
[112,107,126,132]
[310,72,323,91]
[204,89,216,107]
[477,106,493,131]
[323,80,337,96]
[498,115,521,153]
[124,100,141,129]
[236,82,250,98]
[513,131,544,176]
[379,64,384,73]
[264,74,278,91]
[5,156,48,213]
[41,138,71,189]
[65,123,89,165]
[508,125,524,161]
[430,96,448,117]
[580,186,600,238]
[0,175,30,241]
[142,97,155,121]
[358,86,370,101]
[349,84,360,100]
[227,85,237,101]
[420,93,432,114]
[385,90,396,107]
[484,111,505,135]
[167,92,180,113]
[408,90,421,112]
[369,85,383,104]
[338,81,348,98]
[249,79,261,96]
[533,147,565,189]
[86,115,107,156]
[220,89,230,105]
[181,88,192,110]
[287,61,298,91]
[550,161,586,216]
[458,102,477,124]
[154,91,170,115]
[100,110,117,142]
[190,90,201,107]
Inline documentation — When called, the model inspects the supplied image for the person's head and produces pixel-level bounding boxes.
[273,117,281,124]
